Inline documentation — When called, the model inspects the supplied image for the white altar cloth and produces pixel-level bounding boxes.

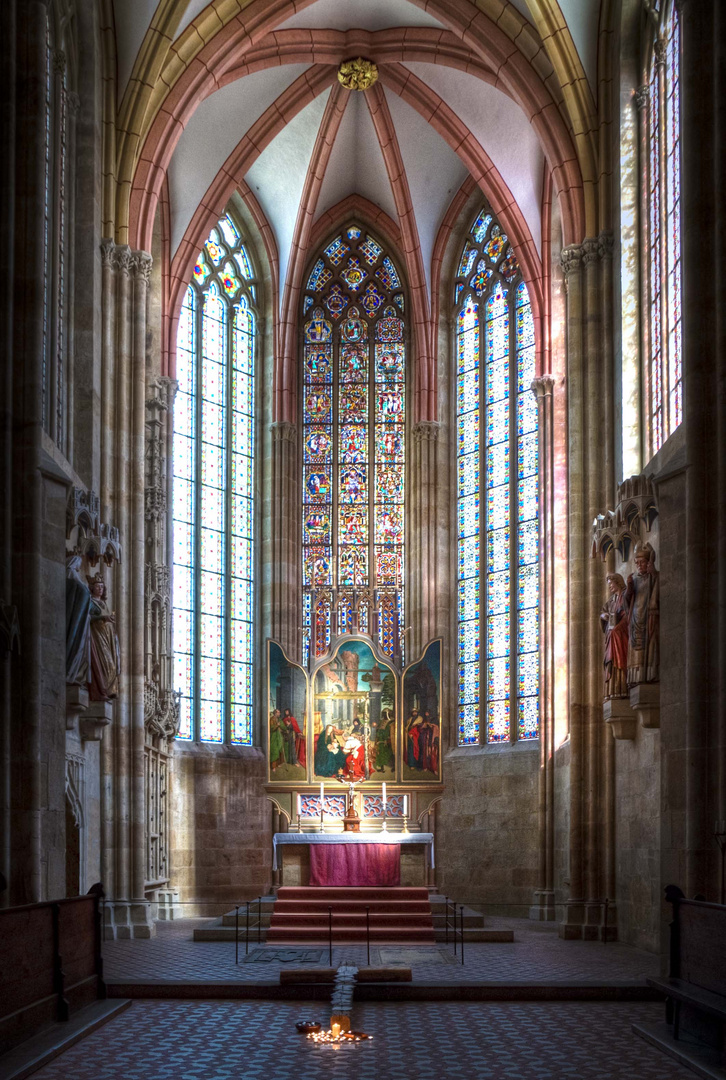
[272,831,435,871]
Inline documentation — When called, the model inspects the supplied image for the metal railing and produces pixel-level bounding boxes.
[443,896,465,965]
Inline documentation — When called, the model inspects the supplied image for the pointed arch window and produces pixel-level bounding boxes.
[172,213,257,744]
[646,0,682,455]
[455,209,539,745]
[43,1,75,453]
[301,225,406,665]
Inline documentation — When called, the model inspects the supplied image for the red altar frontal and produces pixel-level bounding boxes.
[273,832,434,888]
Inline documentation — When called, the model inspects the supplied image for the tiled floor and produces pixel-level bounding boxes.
[102,916,660,984]
[32,1000,694,1080]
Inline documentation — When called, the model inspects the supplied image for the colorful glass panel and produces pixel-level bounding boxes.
[302,226,405,658]
[341,257,366,291]
[376,256,400,290]
[172,215,256,744]
[455,207,538,745]
[648,8,682,456]
[325,237,349,265]
[307,259,332,292]
[360,235,383,265]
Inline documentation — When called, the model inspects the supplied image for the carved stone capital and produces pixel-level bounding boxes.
[412,420,440,444]
[65,90,80,115]
[582,237,600,266]
[653,37,667,67]
[560,244,583,278]
[133,251,153,285]
[271,421,297,443]
[635,84,649,110]
[598,231,614,260]
[100,239,116,269]
[531,375,555,400]
[116,246,134,278]
[53,49,66,75]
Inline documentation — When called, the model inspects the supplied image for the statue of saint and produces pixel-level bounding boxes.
[625,543,660,685]
[66,555,91,685]
[600,572,629,698]
[87,574,120,700]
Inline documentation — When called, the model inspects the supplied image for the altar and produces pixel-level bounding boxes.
[273,831,435,888]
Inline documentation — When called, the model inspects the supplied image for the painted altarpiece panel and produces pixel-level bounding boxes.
[312,638,396,784]
[267,641,308,783]
[402,639,443,783]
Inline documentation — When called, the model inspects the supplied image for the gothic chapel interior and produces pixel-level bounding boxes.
[1,0,726,1073]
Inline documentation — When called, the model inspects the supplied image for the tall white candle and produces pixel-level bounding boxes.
[319,782,324,815]
[297,793,301,820]
[403,794,408,816]
[382,782,387,814]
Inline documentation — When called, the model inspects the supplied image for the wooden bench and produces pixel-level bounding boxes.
[0,891,106,1055]
[647,885,726,1059]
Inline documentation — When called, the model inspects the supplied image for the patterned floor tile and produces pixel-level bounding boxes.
[32,1001,695,1080]
[102,916,660,985]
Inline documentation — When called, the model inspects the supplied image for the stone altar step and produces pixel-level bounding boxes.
[267,925,436,944]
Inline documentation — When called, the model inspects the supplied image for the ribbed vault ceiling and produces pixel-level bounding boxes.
[113,0,602,308]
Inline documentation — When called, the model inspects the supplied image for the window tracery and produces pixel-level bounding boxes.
[456,208,539,745]
[172,213,257,744]
[301,225,406,666]
[646,1,682,456]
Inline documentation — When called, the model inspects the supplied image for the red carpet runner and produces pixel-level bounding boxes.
[266,886,435,944]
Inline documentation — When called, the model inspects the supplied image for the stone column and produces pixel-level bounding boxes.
[410,421,440,662]
[269,421,298,658]
[530,376,556,920]
[0,0,17,906]
[99,242,155,937]
[676,0,726,900]
[559,236,616,940]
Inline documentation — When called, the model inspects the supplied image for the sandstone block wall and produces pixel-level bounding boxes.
[436,744,539,915]
[170,744,272,910]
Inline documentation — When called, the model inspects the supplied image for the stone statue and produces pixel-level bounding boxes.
[625,542,659,684]
[600,572,629,699]
[87,574,120,700]
[66,555,91,685]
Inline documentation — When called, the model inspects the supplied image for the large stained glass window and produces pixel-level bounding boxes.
[302,225,406,665]
[647,1,682,457]
[172,212,256,743]
[456,208,539,745]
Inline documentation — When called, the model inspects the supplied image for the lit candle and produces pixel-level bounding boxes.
[382,782,387,813]
[320,782,325,826]
[297,793,301,820]
[403,794,408,816]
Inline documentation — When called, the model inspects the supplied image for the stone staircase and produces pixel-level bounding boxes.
[192,890,511,943]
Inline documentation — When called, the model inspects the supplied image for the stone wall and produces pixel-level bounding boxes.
[553,739,571,912]
[614,728,661,950]
[436,744,540,915]
[170,744,272,910]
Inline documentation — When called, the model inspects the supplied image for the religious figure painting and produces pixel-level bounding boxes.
[402,639,442,783]
[267,641,307,783]
[312,639,396,783]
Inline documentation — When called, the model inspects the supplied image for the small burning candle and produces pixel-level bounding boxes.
[331,1022,340,1040]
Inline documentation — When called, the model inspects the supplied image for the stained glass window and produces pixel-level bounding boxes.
[455,208,539,745]
[302,225,405,665]
[172,212,257,743]
[42,6,72,455]
[647,2,682,457]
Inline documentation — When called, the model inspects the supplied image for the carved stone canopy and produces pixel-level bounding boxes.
[592,474,658,563]
[67,487,121,566]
